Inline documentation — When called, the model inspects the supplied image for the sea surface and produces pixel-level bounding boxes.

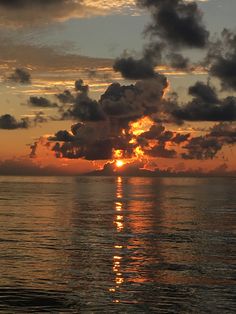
[0,176,235,313]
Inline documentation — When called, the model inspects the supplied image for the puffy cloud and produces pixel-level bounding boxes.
[28,96,58,108]
[65,93,106,122]
[49,130,75,142]
[139,124,165,140]
[7,68,31,84]
[75,79,89,93]
[56,90,75,104]
[101,75,168,121]
[188,81,218,104]
[113,57,156,80]
[207,29,236,90]
[56,76,168,127]
[172,82,236,121]
[52,139,114,160]
[114,0,208,80]
[37,75,168,161]
[31,77,236,163]
[182,122,236,160]
[172,133,190,144]
[146,143,177,158]
[167,52,190,70]
[182,136,222,160]
[0,114,29,129]
[136,0,209,48]
[209,122,236,144]
[137,123,190,159]
[175,96,236,122]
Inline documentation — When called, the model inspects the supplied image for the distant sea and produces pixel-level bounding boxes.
[0,176,235,313]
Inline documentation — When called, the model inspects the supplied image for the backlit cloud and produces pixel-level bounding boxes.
[0,0,136,27]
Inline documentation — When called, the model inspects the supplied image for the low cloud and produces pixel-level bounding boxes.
[0,35,112,71]
[7,68,31,84]
[0,114,29,129]
[30,77,236,163]
[28,96,57,108]
[172,81,236,122]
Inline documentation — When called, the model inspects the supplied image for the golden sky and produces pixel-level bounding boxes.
[0,0,235,176]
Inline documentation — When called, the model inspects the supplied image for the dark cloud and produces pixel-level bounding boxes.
[0,0,63,8]
[174,96,236,122]
[182,122,236,160]
[101,75,168,121]
[33,76,236,163]
[209,122,236,144]
[114,0,208,80]
[28,96,58,108]
[158,130,174,143]
[139,124,165,140]
[137,0,209,48]
[0,1,134,27]
[0,114,29,129]
[56,90,75,104]
[146,143,177,158]
[0,0,97,27]
[66,93,106,122]
[86,161,236,177]
[182,136,223,160]
[47,119,134,161]
[173,82,236,121]
[44,121,112,160]
[188,81,218,104]
[113,57,156,80]
[137,123,190,159]
[0,157,88,176]
[75,79,89,93]
[56,75,167,129]
[112,45,162,80]
[8,68,31,84]
[207,29,236,90]
[167,53,189,70]
[49,130,75,142]
[52,139,113,160]
[172,133,190,144]
[139,123,188,143]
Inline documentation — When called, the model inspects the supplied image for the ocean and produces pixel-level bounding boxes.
[0,176,235,313]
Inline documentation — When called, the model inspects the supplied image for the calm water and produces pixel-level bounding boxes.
[0,176,235,313]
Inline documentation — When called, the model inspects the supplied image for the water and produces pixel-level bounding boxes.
[0,176,235,313]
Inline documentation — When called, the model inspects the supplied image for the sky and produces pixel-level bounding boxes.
[0,0,236,176]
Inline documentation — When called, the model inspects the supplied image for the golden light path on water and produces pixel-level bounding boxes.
[109,177,125,303]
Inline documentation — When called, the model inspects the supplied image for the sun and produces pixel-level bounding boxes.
[116,160,124,168]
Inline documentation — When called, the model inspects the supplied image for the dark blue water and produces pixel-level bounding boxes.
[0,176,235,313]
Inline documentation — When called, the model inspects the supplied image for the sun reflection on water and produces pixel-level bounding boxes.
[109,176,125,299]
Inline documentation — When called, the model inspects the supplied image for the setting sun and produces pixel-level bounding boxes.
[116,160,124,168]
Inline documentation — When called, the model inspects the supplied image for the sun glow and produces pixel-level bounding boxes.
[116,160,124,168]
[129,116,153,136]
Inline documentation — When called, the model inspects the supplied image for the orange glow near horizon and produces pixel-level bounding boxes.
[115,160,124,168]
